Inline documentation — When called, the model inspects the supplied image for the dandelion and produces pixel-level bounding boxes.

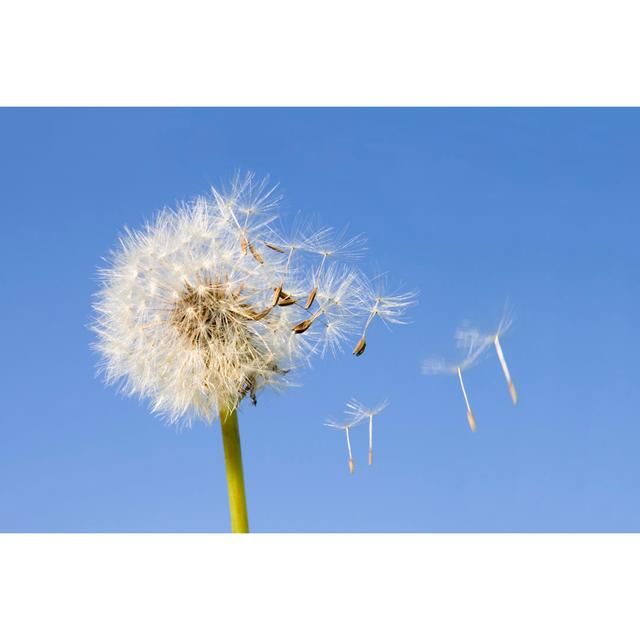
[422,329,488,432]
[91,173,415,531]
[457,311,517,405]
[346,399,390,465]
[325,417,360,474]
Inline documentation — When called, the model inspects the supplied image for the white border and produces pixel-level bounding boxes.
[1,534,638,639]
[1,1,639,105]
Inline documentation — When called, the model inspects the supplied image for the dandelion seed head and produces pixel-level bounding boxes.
[92,174,415,424]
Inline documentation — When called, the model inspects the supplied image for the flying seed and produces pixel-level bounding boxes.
[264,241,285,253]
[304,286,318,310]
[353,335,367,356]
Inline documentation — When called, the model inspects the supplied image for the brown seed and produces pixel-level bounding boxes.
[250,306,272,321]
[292,318,314,334]
[240,236,248,255]
[278,293,296,307]
[348,458,355,474]
[248,242,264,264]
[466,410,476,432]
[264,241,285,253]
[353,335,367,356]
[304,286,318,310]
[271,284,283,307]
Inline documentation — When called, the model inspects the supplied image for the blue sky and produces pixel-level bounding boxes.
[0,108,638,532]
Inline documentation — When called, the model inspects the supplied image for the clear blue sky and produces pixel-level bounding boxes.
[0,108,638,532]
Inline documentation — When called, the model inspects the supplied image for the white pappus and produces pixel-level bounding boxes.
[92,173,417,425]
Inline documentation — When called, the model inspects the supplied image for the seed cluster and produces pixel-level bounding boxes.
[92,174,416,423]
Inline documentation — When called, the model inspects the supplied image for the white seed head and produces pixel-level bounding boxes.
[92,174,414,425]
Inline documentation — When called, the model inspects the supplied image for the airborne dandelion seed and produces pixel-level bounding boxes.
[325,416,361,474]
[422,309,519,432]
[456,310,517,405]
[422,328,489,432]
[326,398,389,472]
[353,275,416,357]
[345,399,390,466]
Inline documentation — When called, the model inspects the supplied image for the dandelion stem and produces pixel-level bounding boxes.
[368,414,373,466]
[219,406,249,533]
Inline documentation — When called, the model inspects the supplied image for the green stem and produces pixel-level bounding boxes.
[219,406,249,533]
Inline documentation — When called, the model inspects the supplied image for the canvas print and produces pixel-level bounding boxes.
[1,108,636,532]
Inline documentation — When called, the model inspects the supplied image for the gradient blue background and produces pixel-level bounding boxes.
[0,108,638,532]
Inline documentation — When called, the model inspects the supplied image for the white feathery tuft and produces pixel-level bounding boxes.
[92,173,415,425]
